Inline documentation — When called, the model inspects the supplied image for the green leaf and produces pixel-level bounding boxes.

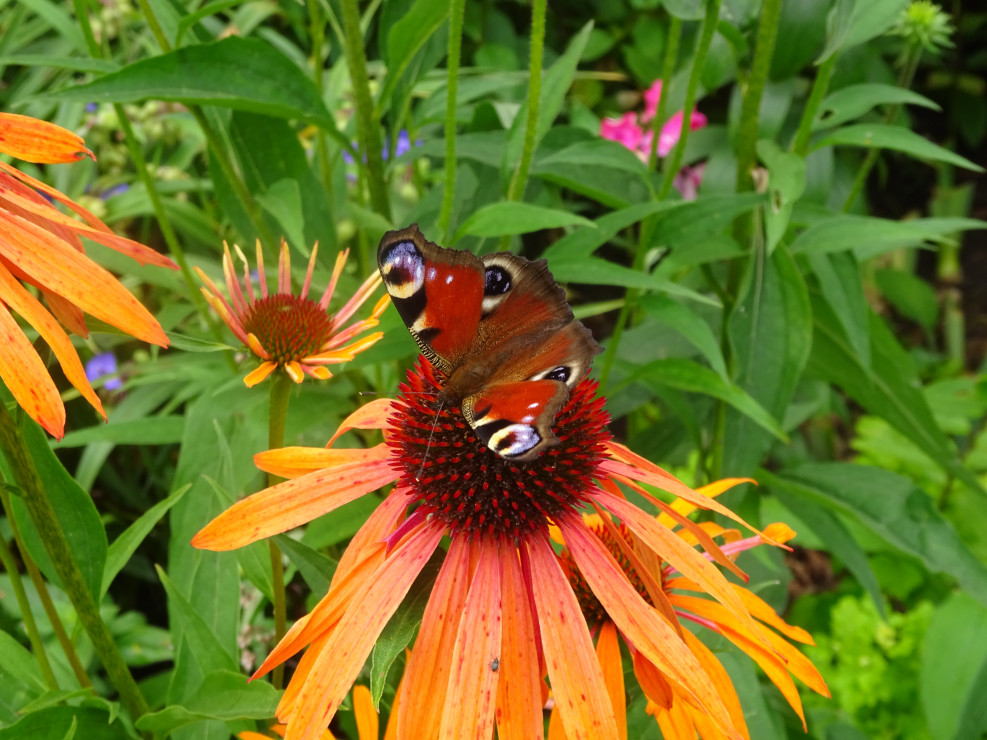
[452,203,594,241]
[0,707,131,740]
[0,631,45,708]
[0,55,119,73]
[652,193,768,248]
[628,359,788,441]
[874,268,939,331]
[136,671,280,737]
[815,0,856,63]
[921,594,987,740]
[638,295,729,378]
[55,417,186,447]
[370,556,441,707]
[542,201,685,263]
[157,565,238,673]
[102,484,191,595]
[502,22,593,173]
[842,0,910,51]
[814,83,940,130]
[274,534,338,596]
[548,257,720,306]
[806,251,871,369]
[808,301,984,494]
[763,464,987,607]
[771,486,884,615]
[757,139,806,253]
[379,0,450,110]
[535,139,652,175]
[8,418,107,601]
[790,215,987,259]
[164,333,236,353]
[722,247,812,475]
[814,124,984,171]
[50,37,334,127]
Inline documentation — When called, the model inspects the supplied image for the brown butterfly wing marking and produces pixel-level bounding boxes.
[377,224,484,375]
[458,254,602,460]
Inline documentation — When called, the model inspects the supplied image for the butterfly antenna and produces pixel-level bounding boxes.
[416,399,445,482]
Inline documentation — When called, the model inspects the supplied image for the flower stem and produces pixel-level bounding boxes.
[790,55,836,157]
[648,15,681,171]
[439,0,467,242]
[71,0,237,355]
[0,498,59,690]
[340,0,391,225]
[266,371,293,690]
[658,0,719,200]
[734,0,782,193]
[500,0,547,249]
[308,0,338,254]
[842,45,923,212]
[0,405,148,723]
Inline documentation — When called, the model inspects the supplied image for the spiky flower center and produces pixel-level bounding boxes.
[558,520,655,628]
[387,359,611,542]
[241,294,333,363]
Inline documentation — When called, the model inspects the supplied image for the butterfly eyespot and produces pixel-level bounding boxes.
[543,366,571,383]
[379,240,425,297]
[484,265,512,296]
[485,422,541,458]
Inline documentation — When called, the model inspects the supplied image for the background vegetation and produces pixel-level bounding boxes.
[1,0,985,737]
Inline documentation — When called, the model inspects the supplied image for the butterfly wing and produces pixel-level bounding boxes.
[462,379,568,460]
[378,225,484,375]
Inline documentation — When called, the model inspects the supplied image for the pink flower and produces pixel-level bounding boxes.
[642,79,663,122]
[653,110,709,157]
[600,112,644,152]
[672,162,706,201]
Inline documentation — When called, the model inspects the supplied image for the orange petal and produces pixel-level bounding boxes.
[0,300,65,437]
[600,450,775,544]
[631,651,672,710]
[593,489,771,655]
[0,113,93,163]
[0,260,104,419]
[439,538,502,740]
[254,444,390,479]
[253,545,384,679]
[657,477,755,528]
[559,517,740,739]
[596,622,626,740]
[283,521,444,740]
[332,489,409,586]
[399,535,471,739]
[732,583,814,644]
[327,399,395,446]
[681,630,750,740]
[0,211,168,345]
[353,686,378,740]
[191,458,396,551]
[496,544,544,740]
[245,362,277,387]
[525,535,619,740]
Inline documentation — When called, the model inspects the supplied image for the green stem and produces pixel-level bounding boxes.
[500,0,546,249]
[842,46,923,212]
[73,0,230,349]
[790,55,836,157]
[266,372,293,690]
[0,496,59,690]
[439,0,467,242]
[308,0,338,255]
[734,0,782,193]
[658,0,720,200]
[0,406,148,722]
[340,0,391,222]
[648,15,681,171]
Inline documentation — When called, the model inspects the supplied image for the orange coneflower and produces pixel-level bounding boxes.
[240,684,398,740]
[550,485,829,739]
[193,359,808,740]
[0,112,176,438]
[196,240,388,387]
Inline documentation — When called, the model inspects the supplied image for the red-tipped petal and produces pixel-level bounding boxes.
[0,113,93,163]
[327,399,396,446]
[254,444,390,479]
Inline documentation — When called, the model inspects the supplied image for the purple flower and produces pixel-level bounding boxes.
[341,130,419,164]
[100,183,130,200]
[86,352,122,391]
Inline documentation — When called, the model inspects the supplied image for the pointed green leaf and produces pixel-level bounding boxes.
[814,124,983,171]
[453,202,594,241]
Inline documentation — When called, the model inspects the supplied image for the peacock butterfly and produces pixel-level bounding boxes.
[378,224,601,461]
